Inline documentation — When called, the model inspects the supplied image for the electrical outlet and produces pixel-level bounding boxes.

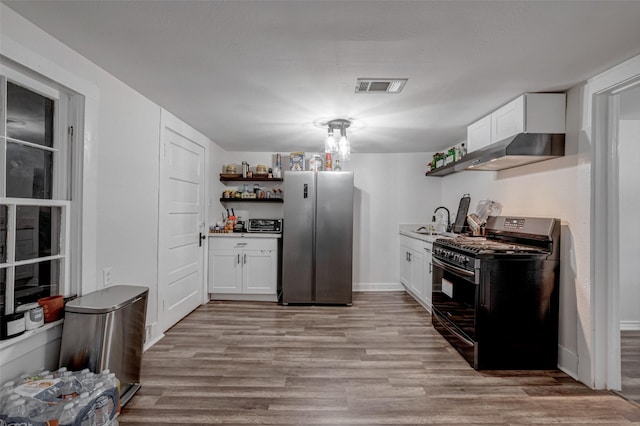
[103,267,113,287]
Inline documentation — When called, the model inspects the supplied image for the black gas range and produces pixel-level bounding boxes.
[431,216,560,370]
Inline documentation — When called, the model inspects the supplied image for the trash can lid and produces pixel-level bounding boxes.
[65,285,149,314]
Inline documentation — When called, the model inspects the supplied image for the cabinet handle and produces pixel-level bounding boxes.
[429,262,432,273]
[237,254,240,264]
[243,253,247,264]
[408,252,412,262]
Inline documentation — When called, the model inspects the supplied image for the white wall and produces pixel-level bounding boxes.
[1,4,222,377]
[217,151,440,290]
[618,119,640,329]
[95,75,161,328]
[440,85,589,379]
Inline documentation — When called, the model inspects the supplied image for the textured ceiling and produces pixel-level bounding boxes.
[5,0,640,153]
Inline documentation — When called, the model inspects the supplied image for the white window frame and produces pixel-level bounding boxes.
[0,64,73,315]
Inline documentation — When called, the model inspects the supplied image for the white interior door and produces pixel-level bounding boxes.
[159,110,208,332]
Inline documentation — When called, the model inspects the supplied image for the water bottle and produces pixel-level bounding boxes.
[75,391,97,426]
[0,380,16,405]
[59,370,81,400]
[0,393,20,421]
[58,402,79,426]
[5,398,30,424]
[96,372,120,424]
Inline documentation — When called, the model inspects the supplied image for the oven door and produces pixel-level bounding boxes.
[431,256,478,367]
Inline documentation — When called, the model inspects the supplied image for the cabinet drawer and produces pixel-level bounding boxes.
[400,235,424,253]
[210,237,276,251]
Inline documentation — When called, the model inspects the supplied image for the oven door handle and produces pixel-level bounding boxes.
[432,257,475,278]
[433,312,474,347]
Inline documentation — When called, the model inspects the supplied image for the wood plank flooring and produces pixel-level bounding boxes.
[622,330,640,404]
[119,292,640,425]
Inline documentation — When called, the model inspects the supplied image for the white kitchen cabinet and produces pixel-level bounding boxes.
[209,236,278,300]
[466,114,492,153]
[467,93,566,154]
[399,235,424,300]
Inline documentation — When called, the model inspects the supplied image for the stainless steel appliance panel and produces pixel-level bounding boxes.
[59,285,148,406]
[282,172,316,303]
[315,171,354,304]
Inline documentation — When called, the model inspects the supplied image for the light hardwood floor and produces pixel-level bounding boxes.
[119,292,640,425]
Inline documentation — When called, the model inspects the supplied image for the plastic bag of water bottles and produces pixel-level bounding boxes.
[0,367,120,426]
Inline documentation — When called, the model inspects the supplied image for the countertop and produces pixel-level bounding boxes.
[399,224,456,243]
[209,232,281,239]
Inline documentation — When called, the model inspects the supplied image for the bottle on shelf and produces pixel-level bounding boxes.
[334,159,342,171]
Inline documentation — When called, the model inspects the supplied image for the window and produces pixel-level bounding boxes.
[1,68,72,316]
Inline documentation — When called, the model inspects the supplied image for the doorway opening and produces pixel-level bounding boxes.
[616,84,640,404]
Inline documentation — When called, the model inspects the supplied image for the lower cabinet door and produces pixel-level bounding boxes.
[400,247,411,288]
[242,250,277,294]
[209,249,242,293]
[409,248,424,298]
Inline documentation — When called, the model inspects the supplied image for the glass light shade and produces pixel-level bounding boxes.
[338,136,351,161]
[325,132,338,153]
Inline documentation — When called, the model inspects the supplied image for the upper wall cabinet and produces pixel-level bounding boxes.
[466,115,492,154]
[466,93,566,154]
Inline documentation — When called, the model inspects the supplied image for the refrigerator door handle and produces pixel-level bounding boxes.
[303,183,308,199]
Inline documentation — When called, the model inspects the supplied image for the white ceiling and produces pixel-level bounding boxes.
[5,1,640,154]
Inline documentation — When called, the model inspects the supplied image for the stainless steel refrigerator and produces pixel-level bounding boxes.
[281,171,354,305]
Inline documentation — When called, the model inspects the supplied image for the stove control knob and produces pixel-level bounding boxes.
[461,256,470,265]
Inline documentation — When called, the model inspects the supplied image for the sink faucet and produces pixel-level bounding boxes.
[432,206,451,232]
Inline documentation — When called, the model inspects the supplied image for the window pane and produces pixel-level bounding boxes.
[0,206,6,264]
[14,259,60,308]
[6,81,54,147]
[0,268,5,315]
[6,141,53,199]
[15,206,60,261]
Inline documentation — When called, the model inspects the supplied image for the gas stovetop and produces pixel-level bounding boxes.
[436,236,547,255]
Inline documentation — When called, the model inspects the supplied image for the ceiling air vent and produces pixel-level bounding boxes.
[355,78,408,94]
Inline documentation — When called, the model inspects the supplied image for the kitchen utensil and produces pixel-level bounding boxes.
[452,194,471,233]
[476,200,502,222]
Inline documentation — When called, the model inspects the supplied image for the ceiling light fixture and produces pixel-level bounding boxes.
[324,119,351,161]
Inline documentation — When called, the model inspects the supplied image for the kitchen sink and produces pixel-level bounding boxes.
[414,228,440,236]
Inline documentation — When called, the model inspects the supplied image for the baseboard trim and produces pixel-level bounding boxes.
[353,282,404,292]
[209,293,278,302]
[620,321,640,331]
[143,333,164,352]
[558,344,579,380]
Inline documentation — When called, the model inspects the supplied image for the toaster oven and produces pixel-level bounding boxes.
[247,219,282,233]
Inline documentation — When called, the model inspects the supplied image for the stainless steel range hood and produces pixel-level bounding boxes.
[457,133,565,172]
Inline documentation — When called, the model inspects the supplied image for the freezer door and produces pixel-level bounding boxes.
[282,171,315,303]
[315,171,354,304]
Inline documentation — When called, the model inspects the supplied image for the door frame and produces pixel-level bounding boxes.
[590,54,640,390]
[157,109,210,333]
